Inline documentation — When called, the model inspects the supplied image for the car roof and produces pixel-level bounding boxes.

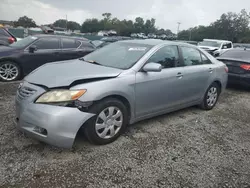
[119,39,194,47]
[33,34,89,41]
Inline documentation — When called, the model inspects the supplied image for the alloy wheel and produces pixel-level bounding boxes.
[0,63,19,81]
[95,106,123,139]
[207,87,218,107]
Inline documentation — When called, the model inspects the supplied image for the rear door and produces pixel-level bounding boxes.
[178,46,215,102]
[20,37,61,74]
[59,38,82,61]
[59,38,95,61]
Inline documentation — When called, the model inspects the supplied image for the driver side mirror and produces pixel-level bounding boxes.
[222,45,227,49]
[142,62,162,72]
[29,45,37,53]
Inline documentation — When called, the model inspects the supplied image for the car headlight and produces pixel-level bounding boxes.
[36,89,87,103]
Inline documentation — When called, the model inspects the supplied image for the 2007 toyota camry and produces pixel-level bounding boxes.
[15,39,228,148]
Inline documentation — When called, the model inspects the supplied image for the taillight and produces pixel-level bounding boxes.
[8,37,15,44]
[225,66,228,73]
[240,64,250,71]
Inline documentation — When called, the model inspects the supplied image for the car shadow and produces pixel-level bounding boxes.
[227,84,250,92]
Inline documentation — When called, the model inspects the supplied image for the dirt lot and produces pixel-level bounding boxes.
[0,82,250,188]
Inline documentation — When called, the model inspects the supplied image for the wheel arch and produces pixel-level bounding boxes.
[212,80,222,93]
[99,94,132,122]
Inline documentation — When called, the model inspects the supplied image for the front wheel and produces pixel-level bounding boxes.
[200,83,220,110]
[0,61,21,82]
[83,98,128,145]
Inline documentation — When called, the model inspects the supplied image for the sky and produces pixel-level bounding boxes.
[0,0,249,32]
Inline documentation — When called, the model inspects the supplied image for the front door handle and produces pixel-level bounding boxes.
[176,72,183,79]
[209,68,213,73]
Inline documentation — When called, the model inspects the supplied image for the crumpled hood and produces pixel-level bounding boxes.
[198,46,219,51]
[25,59,123,88]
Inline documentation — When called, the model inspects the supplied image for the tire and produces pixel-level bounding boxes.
[200,82,220,110]
[83,98,129,145]
[0,61,21,82]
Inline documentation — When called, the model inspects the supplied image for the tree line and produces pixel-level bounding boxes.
[178,9,250,43]
[11,9,250,43]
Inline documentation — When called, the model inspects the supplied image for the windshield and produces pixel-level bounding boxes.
[198,41,221,48]
[10,36,38,48]
[83,42,152,69]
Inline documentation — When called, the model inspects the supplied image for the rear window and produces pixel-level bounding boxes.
[62,38,80,49]
[0,28,8,36]
[220,50,250,59]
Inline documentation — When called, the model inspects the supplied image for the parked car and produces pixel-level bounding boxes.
[217,48,250,87]
[0,27,17,46]
[95,36,133,49]
[0,35,95,82]
[198,39,233,57]
[15,39,228,148]
[148,33,157,39]
[130,33,137,38]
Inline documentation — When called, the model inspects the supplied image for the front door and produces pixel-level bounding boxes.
[135,45,186,118]
[20,37,61,74]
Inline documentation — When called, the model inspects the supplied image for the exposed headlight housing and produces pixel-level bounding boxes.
[36,89,87,103]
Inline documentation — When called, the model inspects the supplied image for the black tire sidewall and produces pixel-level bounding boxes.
[0,61,21,82]
[83,98,129,145]
[202,83,220,110]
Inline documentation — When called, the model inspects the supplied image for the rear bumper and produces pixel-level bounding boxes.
[228,73,250,87]
[15,98,95,148]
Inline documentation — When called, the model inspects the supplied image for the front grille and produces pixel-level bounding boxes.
[17,86,36,100]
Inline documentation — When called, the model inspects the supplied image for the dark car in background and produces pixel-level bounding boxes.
[0,27,17,46]
[92,36,133,49]
[0,35,95,82]
[217,49,250,87]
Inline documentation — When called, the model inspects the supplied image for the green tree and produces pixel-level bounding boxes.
[178,9,250,42]
[53,19,81,31]
[14,16,36,28]
[134,17,145,33]
[67,21,81,31]
[80,13,172,37]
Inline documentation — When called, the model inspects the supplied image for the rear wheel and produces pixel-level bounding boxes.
[200,82,220,110]
[0,61,21,82]
[83,98,128,145]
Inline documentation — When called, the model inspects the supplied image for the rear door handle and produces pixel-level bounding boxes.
[209,68,213,73]
[176,72,183,79]
[54,52,60,55]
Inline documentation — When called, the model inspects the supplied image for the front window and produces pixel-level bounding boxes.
[83,42,152,69]
[198,41,221,48]
[10,36,37,48]
[33,38,60,50]
[146,46,179,68]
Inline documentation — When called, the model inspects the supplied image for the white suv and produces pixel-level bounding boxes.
[198,39,233,57]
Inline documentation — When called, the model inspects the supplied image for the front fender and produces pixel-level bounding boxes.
[71,74,136,123]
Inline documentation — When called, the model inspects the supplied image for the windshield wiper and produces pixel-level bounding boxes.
[79,58,102,66]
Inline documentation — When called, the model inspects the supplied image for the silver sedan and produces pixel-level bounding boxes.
[15,39,228,148]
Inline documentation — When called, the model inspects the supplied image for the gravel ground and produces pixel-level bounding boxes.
[0,82,250,188]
